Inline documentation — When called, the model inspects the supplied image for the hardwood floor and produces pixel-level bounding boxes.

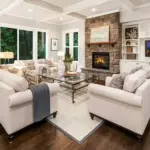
[0,120,150,150]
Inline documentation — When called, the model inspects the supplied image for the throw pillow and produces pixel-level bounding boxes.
[8,67,24,77]
[23,68,39,86]
[142,66,150,79]
[129,66,142,74]
[110,74,126,90]
[123,70,146,93]
[23,60,35,70]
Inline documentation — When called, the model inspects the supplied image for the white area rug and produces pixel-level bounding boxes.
[47,87,104,144]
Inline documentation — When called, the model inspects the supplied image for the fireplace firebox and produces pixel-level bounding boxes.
[92,52,109,70]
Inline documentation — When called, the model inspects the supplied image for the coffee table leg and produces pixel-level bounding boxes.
[72,85,75,104]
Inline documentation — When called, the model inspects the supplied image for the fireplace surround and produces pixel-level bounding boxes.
[92,52,109,70]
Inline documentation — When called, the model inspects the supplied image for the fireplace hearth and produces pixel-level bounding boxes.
[92,52,109,70]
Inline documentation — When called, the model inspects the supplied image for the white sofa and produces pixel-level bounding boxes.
[0,70,59,140]
[88,71,150,140]
[14,59,58,74]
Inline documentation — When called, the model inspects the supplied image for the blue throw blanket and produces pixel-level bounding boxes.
[29,83,50,122]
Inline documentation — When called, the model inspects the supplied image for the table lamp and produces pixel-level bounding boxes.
[0,51,14,64]
[57,51,65,63]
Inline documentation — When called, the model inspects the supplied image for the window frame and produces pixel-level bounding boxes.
[63,29,79,61]
[0,23,48,62]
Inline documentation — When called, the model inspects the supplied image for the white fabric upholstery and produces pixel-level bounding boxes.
[88,78,150,135]
[0,70,29,92]
[14,59,58,75]
[142,66,150,79]
[123,70,146,93]
[89,83,142,107]
[9,83,59,108]
[0,72,59,135]
[105,76,113,86]
[34,63,48,74]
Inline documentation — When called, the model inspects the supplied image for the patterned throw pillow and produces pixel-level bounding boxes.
[110,73,127,90]
[23,68,39,86]
[8,67,24,77]
[23,60,35,70]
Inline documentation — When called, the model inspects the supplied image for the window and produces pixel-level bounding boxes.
[73,32,78,61]
[0,25,47,64]
[38,32,46,59]
[0,27,17,64]
[19,30,33,60]
[64,31,79,61]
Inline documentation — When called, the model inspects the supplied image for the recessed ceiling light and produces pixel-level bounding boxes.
[92,8,96,12]
[28,9,32,12]
[60,17,63,20]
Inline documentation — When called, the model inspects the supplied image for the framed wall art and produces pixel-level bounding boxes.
[145,40,150,57]
[51,38,58,51]
[90,26,109,42]
[125,27,138,39]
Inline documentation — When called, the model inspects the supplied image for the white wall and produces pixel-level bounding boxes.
[0,15,61,61]
[61,20,85,68]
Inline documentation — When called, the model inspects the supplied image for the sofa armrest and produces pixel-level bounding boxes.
[88,83,142,107]
[0,81,15,98]
[9,83,60,108]
[9,90,33,108]
[35,63,48,74]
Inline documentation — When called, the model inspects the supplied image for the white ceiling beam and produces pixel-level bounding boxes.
[24,0,63,13]
[63,0,115,14]
[120,0,134,11]
[41,14,63,22]
[68,13,86,20]
[0,0,23,16]
[134,2,150,10]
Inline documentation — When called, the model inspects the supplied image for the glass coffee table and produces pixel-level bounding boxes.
[39,72,92,103]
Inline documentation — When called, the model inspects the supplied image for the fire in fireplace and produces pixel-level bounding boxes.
[92,52,109,70]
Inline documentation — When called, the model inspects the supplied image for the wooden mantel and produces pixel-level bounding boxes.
[87,42,117,47]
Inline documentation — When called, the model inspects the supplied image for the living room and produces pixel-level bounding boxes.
[0,0,150,150]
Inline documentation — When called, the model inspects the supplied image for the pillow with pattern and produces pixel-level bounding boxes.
[110,73,127,90]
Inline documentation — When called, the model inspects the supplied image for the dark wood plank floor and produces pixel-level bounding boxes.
[0,120,150,150]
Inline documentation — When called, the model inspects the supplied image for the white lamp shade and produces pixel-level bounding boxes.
[0,51,14,59]
[0,52,5,59]
[5,52,14,59]
[57,51,65,57]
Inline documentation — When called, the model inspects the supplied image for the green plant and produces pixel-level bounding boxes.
[63,51,73,63]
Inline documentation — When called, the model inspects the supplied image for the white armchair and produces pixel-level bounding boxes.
[0,70,59,140]
[88,76,150,140]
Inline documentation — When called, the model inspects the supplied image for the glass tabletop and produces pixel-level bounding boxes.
[40,72,90,85]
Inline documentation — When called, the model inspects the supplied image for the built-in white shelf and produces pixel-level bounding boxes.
[124,39,138,41]
[139,36,150,39]
[122,52,138,54]
[122,24,139,60]
[122,45,138,47]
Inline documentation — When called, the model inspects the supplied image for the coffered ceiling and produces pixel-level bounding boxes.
[0,0,150,25]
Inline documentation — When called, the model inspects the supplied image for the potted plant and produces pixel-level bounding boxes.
[63,50,73,72]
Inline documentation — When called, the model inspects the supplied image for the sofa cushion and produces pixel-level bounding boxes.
[0,70,29,92]
[23,60,35,70]
[142,66,150,79]
[123,70,146,93]
[14,60,26,67]
[35,59,47,64]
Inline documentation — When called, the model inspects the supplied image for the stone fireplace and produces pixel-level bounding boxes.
[82,12,122,81]
[92,52,109,70]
